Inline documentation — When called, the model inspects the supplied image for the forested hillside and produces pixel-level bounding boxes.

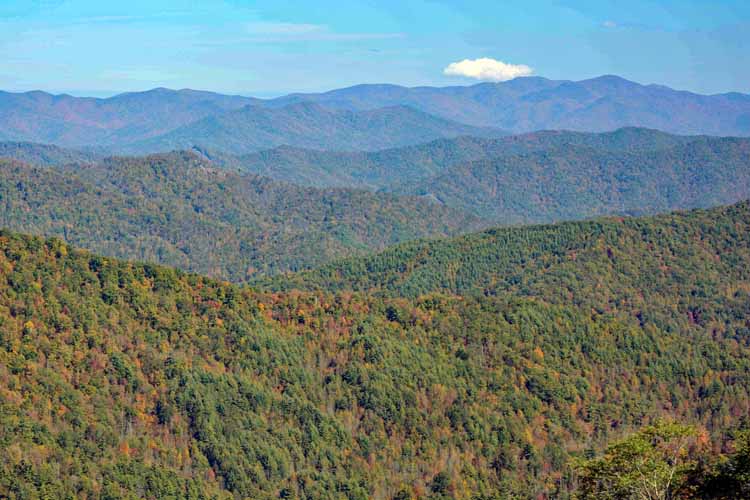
[0,153,482,280]
[3,2,750,499]
[262,200,750,306]
[125,103,505,155]
[234,140,490,189]
[5,132,613,191]
[1,202,749,498]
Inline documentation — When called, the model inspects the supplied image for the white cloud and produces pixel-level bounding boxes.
[443,58,533,82]
[602,20,618,28]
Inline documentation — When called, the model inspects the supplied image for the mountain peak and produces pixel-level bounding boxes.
[579,74,642,89]
[586,74,635,83]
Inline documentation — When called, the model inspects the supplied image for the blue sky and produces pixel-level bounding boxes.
[0,0,748,96]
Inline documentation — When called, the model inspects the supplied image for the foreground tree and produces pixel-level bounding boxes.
[575,421,698,500]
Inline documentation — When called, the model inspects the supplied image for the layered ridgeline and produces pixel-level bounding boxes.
[234,128,750,224]
[0,152,482,280]
[2,129,749,273]
[232,127,696,189]
[1,202,749,499]
[392,135,750,223]
[2,129,749,278]
[3,127,693,190]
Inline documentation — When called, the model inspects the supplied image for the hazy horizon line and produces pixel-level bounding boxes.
[2,74,749,100]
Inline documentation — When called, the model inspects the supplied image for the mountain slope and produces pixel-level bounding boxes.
[266,76,750,135]
[125,102,506,155]
[2,202,749,498]
[0,152,483,280]
[260,200,750,303]
[394,136,750,223]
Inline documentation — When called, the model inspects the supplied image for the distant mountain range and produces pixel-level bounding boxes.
[0,88,505,153]
[268,75,750,135]
[1,75,749,153]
